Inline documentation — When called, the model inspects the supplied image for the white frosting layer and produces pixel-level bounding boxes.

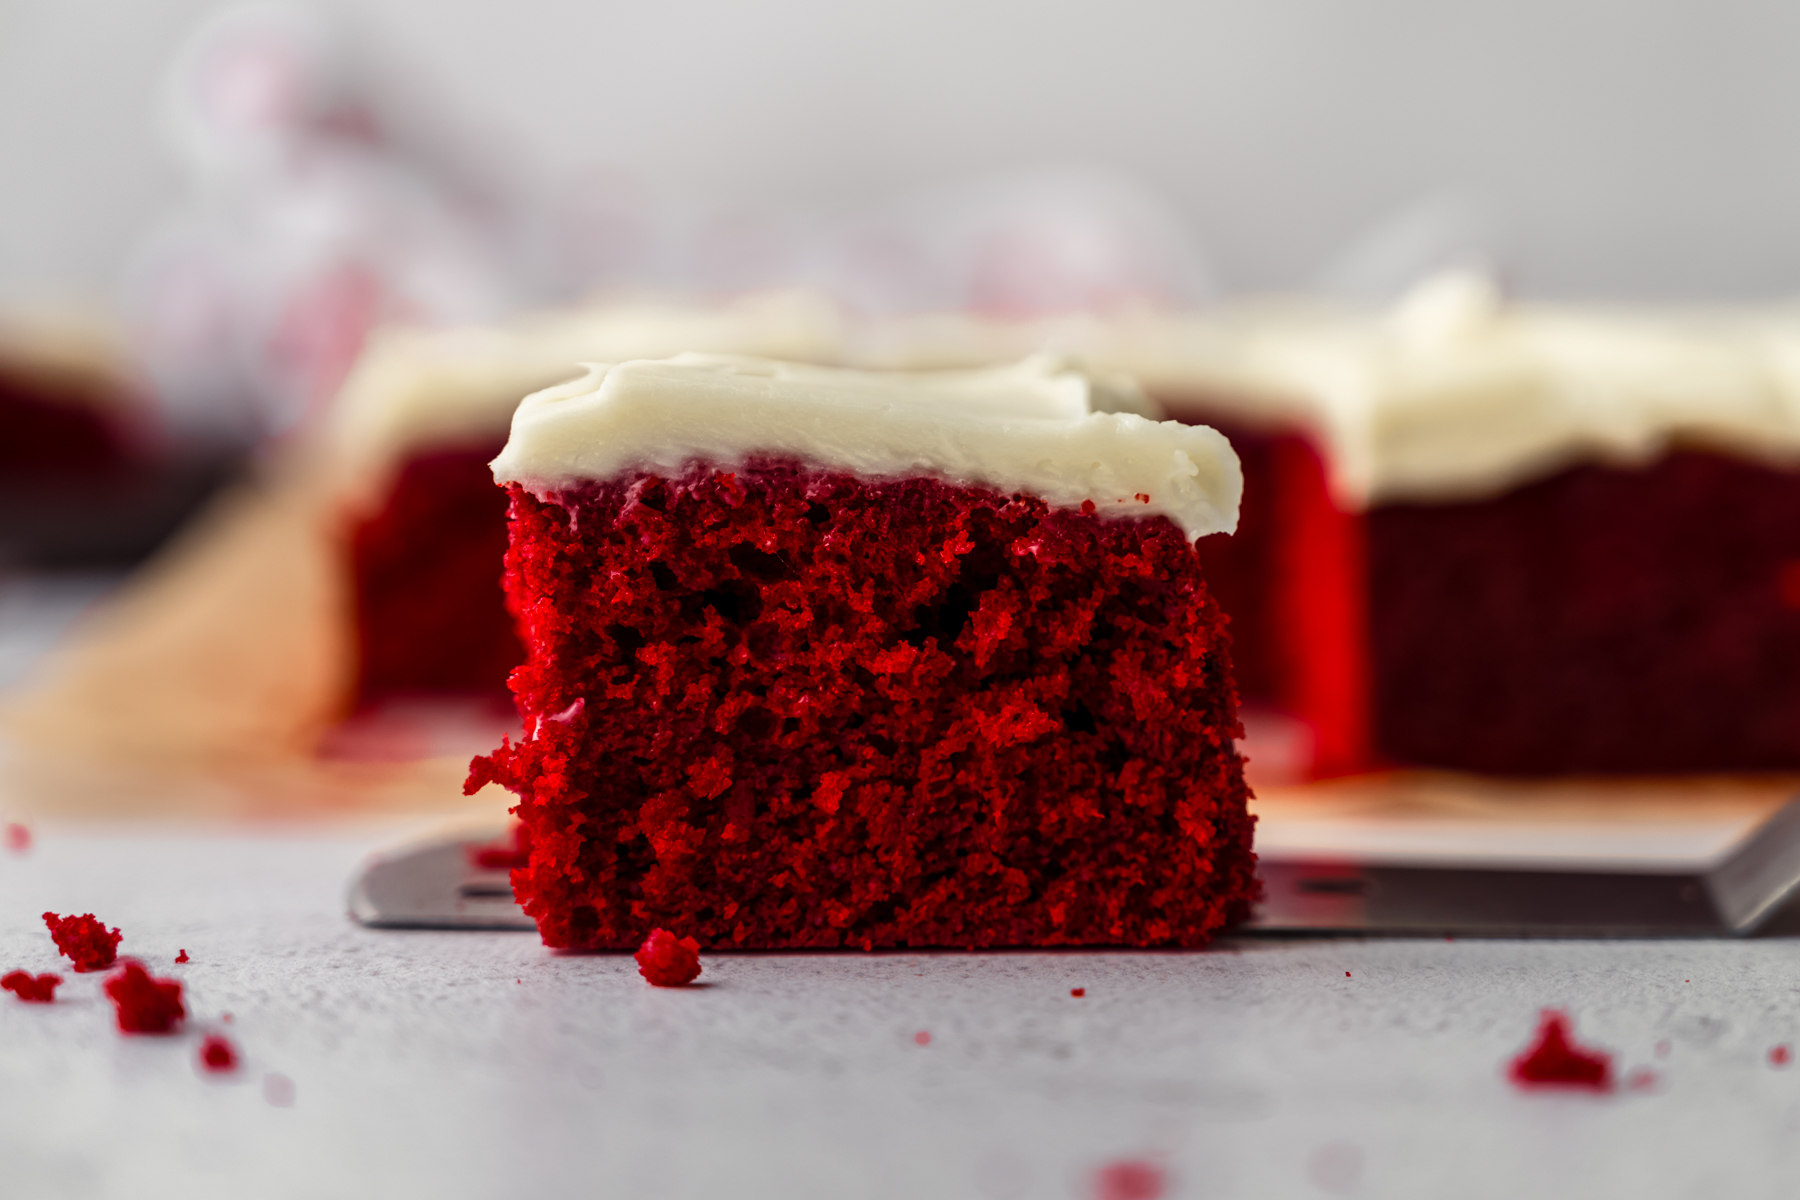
[492,354,1239,541]
[854,272,1800,508]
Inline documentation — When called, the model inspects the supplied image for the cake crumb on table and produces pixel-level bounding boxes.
[1071,988,1085,998]
[914,1030,932,1046]
[1090,1157,1166,1200]
[42,912,121,972]
[4,823,30,853]
[1507,1010,1613,1091]
[175,949,189,964]
[1772,1045,1792,1067]
[104,961,185,1034]
[1,970,60,1002]
[633,928,702,987]
[199,1035,239,1073]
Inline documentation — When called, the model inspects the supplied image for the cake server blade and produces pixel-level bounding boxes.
[1247,778,1800,936]
[346,786,1800,937]
[348,823,535,930]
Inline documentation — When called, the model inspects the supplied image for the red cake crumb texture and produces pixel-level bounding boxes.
[1092,1158,1167,1200]
[467,464,1256,951]
[199,1034,239,1073]
[175,949,189,964]
[634,928,702,987]
[1773,1044,1792,1067]
[105,960,185,1034]
[1071,987,1085,998]
[1,970,61,1002]
[4,822,29,853]
[914,1030,932,1046]
[1508,1010,1613,1092]
[43,911,121,972]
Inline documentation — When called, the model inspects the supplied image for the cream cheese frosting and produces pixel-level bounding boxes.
[491,354,1240,541]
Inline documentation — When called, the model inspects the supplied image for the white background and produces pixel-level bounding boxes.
[5,0,1800,310]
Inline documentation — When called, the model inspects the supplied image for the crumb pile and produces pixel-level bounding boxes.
[199,1034,239,1072]
[1,970,61,1002]
[634,928,702,987]
[1507,1010,1613,1091]
[468,464,1255,950]
[42,912,121,972]
[104,960,186,1034]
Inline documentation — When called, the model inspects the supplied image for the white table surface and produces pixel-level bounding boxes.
[3,824,1800,1200]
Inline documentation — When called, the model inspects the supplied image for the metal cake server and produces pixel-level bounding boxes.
[347,780,1800,937]
[349,822,535,931]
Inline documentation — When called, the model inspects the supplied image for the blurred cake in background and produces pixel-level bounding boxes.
[861,271,1800,779]
[0,292,846,815]
[0,310,236,568]
[330,291,846,708]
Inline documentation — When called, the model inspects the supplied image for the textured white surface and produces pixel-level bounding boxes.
[4,825,1800,1199]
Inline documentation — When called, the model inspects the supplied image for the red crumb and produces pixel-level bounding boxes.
[1,970,60,1002]
[264,1072,296,1107]
[1773,1045,1793,1067]
[914,1030,932,1046]
[468,821,532,871]
[634,928,702,987]
[221,1012,234,1023]
[175,949,189,964]
[1507,1010,1613,1092]
[199,1034,239,1073]
[1091,1158,1166,1200]
[1071,987,1086,998]
[42,912,121,972]
[1655,1039,1671,1058]
[4,823,30,853]
[104,960,185,1034]
[1345,971,1351,978]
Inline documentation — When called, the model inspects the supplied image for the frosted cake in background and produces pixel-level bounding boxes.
[859,271,1800,778]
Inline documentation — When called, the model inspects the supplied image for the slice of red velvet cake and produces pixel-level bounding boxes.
[466,355,1254,949]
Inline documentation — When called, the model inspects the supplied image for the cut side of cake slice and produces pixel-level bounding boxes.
[466,355,1254,949]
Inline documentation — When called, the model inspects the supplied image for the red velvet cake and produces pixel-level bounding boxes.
[466,355,1254,949]
[877,273,1800,778]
